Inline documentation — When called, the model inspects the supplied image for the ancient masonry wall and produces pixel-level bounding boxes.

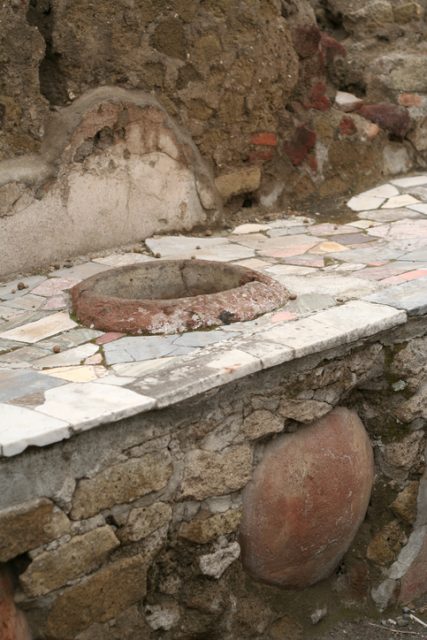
[1,317,427,639]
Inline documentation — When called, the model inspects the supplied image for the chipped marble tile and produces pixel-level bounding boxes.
[286,293,337,315]
[256,235,323,259]
[0,368,66,403]
[35,382,156,432]
[111,357,177,378]
[32,278,77,297]
[391,175,427,188]
[0,345,52,364]
[0,305,27,322]
[0,275,46,301]
[267,216,314,228]
[104,335,180,365]
[310,241,347,254]
[145,236,228,258]
[5,294,46,311]
[191,244,255,262]
[347,195,386,211]
[42,295,68,311]
[355,262,427,281]
[233,258,272,270]
[264,265,318,277]
[256,301,405,359]
[232,223,270,234]
[0,312,77,344]
[232,338,294,369]
[280,274,379,300]
[95,332,124,345]
[358,208,424,223]
[34,343,99,369]
[358,184,399,198]
[85,353,103,365]
[400,247,427,261]
[349,220,380,229]
[92,253,154,267]
[0,404,71,456]
[283,255,326,268]
[382,195,420,209]
[266,226,308,238]
[40,365,105,382]
[39,328,103,350]
[328,244,403,264]
[363,277,427,316]
[173,330,237,348]
[0,338,22,355]
[407,203,427,215]
[49,261,111,281]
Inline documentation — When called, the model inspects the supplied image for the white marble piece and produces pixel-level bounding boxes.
[0,312,77,344]
[358,208,424,223]
[0,305,26,322]
[145,236,228,258]
[104,336,178,365]
[280,274,379,299]
[234,258,271,270]
[35,382,156,431]
[358,184,399,198]
[92,253,154,267]
[111,357,177,378]
[335,90,363,112]
[40,365,105,382]
[233,338,294,369]
[407,203,427,215]
[267,216,314,228]
[191,244,255,262]
[381,195,420,209]
[205,348,261,373]
[34,343,99,369]
[347,195,386,211]
[0,403,71,456]
[94,374,136,386]
[391,175,427,188]
[42,294,68,311]
[50,261,111,281]
[349,220,380,229]
[232,223,270,234]
[0,345,52,364]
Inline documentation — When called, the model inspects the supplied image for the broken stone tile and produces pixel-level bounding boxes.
[0,305,27,323]
[310,241,347,253]
[0,368,66,403]
[40,365,106,383]
[0,276,46,301]
[358,184,399,198]
[347,195,386,211]
[232,338,294,369]
[49,261,111,281]
[382,195,419,209]
[280,274,379,300]
[0,345,52,364]
[356,262,427,281]
[0,403,71,456]
[145,236,227,259]
[95,332,124,345]
[391,175,427,188]
[381,269,427,286]
[39,328,102,351]
[34,344,99,369]
[407,203,427,215]
[92,253,153,267]
[42,295,68,311]
[400,247,427,261]
[233,258,271,270]
[0,338,22,355]
[111,357,177,378]
[104,336,182,365]
[35,382,156,432]
[256,235,323,259]
[363,276,427,316]
[84,353,103,365]
[0,312,77,344]
[286,293,337,315]
[358,208,424,223]
[191,244,255,262]
[349,220,380,229]
[94,374,136,386]
[264,265,317,277]
[5,294,46,311]
[328,244,403,264]
[32,278,77,297]
[173,331,237,348]
[232,223,270,234]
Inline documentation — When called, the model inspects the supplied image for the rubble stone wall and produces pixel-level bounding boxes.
[2,0,427,221]
[1,317,427,639]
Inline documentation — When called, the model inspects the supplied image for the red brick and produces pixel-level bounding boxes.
[250,132,277,146]
[304,81,330,111]
[398,93,422,108]
[283,126,316,166]
[339,116,357,136]
[248,149,274,163]
[240,408,374,588]
[358,103,411,139]
[292,25,321,58]
[320,32,346,64]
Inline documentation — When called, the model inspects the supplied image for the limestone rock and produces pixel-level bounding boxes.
[367,520,405,566]
[20,526,120,597]
[391,482,419,525]
[335,91,364,113]
[180,446,252,500]
[199,541,241,579]
[240,407,374,588]
[215,168,261,201]
[381,431,424,473]
[242,410,284,440]
[71,452,173,519]
[178,509,242,544]
[118,502,172,543]
[47,555,148,639]
[0,498,70,562]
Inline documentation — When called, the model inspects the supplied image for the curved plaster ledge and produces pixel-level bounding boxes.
[0,87,222,278]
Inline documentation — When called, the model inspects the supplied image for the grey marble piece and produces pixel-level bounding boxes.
[363,277,427,316]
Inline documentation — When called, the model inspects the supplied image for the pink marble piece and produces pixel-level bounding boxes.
[95,332,125,345]
[271,311,297,323]
[43,295,68,311]
[381,269,427,286]
[32,278,78,297]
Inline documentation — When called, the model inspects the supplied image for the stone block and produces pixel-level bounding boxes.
[0,498,70,562]
[47,555,148,639]
[242,410,284,440]
[118,502,172,543]
[199,541,241,579]
[20,526,120,597]
[215,168,261,201]
[71,452,173,519]
[391,482,419,525]
[367,521,405,566]
[240,408,374,588]
[181,445,252,501]
[178,509,242,544]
